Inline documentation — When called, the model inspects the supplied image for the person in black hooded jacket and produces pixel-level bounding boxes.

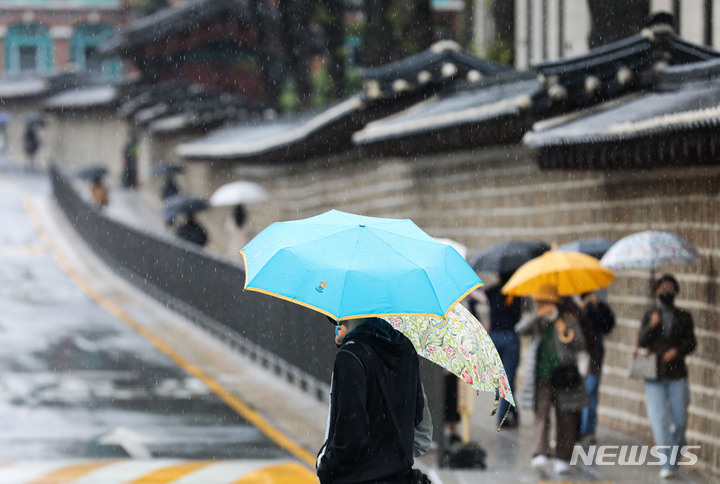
[317,317,427,484]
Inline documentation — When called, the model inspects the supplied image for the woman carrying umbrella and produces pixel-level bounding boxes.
[515,285,587,475]
[637,274,696,480]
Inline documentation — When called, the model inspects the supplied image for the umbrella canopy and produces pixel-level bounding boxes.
[75,165,107,181]
[209,180,269,207]
[383,303,515,409]
[502,250,615,297]
[557,237,614,260]
[600,231,700,270]
[163,194,209,215]
[151,163,184,177]
[470,241,550,275]
[240,210,483,321]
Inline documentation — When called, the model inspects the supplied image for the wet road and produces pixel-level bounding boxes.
[0,168,317,482]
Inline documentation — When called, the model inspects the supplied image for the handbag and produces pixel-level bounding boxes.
[550,364,582,390]
[628,350,657,380]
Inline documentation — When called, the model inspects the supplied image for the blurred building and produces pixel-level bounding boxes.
[0,0,133,79]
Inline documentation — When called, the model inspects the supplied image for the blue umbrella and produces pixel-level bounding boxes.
[240,210,483,321]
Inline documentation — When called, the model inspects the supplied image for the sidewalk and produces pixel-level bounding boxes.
[37,177,713,484]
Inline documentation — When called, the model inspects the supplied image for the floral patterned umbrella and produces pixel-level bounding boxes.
[600,231,700,270]
[383,303,515,413]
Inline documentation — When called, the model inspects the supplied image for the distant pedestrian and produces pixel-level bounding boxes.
[161,176,181,226]
[475,272,523,428]
[176,213,208,247]
[225,204,252,256]
[23,119,41,170]
[90,175,109,208]
[638,274,696,480]
[516,285,587,475]
[577,291,615,443]
[122,130,139,188]
[317,317,431,484]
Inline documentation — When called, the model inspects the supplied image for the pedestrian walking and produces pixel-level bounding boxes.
[638,274,696,480]
[176,213,208,247]
[90,175,109,208]
[23,118,41,170]
[516,285,587,475]
[577,291,615,443]
[475,272,523,428]
[122,130,139,188]
[317,317,432,484]
[224,204,252,257]
[161,176,181,226]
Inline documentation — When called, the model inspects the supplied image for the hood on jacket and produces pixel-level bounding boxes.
[343,318,411,370]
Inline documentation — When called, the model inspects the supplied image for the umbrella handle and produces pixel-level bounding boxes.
[555,319,575,344]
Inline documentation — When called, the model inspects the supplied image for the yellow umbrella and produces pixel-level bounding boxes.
[501,250,615,296]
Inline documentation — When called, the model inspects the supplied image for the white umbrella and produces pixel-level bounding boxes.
[434,237,468,260]
[209,181,268,207]
[600,231,700,270]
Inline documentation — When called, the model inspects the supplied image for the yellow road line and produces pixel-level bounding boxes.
[128,461,213,484]
[230,462,318,484]
[25,461,112,484]
[23,197,318,468]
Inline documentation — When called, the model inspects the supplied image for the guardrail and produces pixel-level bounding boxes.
[49,163,445,450]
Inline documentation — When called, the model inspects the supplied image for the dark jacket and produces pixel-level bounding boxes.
[638,304,696,380]
[580,299,615,376]
[317,318,423,484]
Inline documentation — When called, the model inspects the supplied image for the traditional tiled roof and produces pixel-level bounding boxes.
[524,58,720,169]
[177,96,367,160]
[532,23,720,111]
[175,41,503,162]
[0,78,48,99]
[353,72,541,154]
[361,40,513,100]
[44,85,118,111]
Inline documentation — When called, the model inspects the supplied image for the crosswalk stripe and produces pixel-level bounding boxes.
[230,462,318,484]
[171,460,279,484]
[0,462,69,483]
[25,461,112,484]
[0,460,319,483]
[60,460,181,484]
[127,461,214,484]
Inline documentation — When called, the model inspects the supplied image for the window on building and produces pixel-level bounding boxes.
[71,24,120,78]
[5,24,53,75]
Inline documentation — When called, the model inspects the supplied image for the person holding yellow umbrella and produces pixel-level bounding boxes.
[505,251,614,476]
[515,285,587,475]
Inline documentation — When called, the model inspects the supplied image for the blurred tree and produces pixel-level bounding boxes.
[363,0,432,67]
[587,0,650,48]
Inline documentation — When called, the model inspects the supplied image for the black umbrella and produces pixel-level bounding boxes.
[163,194,209,215]
[557,238,614,260]
[152,163,184,177]
[470,241,550,276]
[75,165,108,181]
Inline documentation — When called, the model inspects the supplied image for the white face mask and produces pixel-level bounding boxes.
[544,307,560,322]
